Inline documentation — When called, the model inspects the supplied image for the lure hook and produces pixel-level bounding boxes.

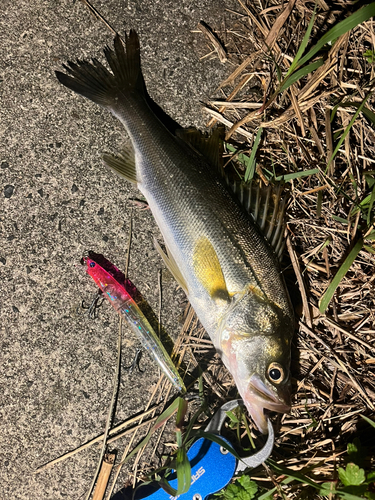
[79,290,104,319]
[124,347,144,373]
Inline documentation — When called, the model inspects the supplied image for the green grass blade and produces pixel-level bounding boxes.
[267,460,366,499]
[366,184,375,226]
[332,101,375,126]
[362,105,375,126]
[297,3,375,69]
[268,459,321,489]
[245,128,263,182]
[319,238,363,313]
[331,215,350,225]
[360,414,375,428]
[279,59,324,92]
[158,477,179,497]
[225,143,255,176]
[176,398,188,448]
[186,430,242,461]
[275,168,319,181]
[351,193,372,217]
[176,448,191,495]
[327,93,372,171]
[285,4,317,77]
[118,397,181,465]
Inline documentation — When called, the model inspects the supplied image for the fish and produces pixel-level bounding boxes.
[83,251,186,393]
[56,31,294,433]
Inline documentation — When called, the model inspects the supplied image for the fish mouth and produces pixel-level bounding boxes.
[245,374,291,434]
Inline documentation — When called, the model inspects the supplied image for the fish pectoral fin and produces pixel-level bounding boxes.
[193,236,230,303]
[176,126,224,173]
[102,147,138,184]
[153,237,188,295]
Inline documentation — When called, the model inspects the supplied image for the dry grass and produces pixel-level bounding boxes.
[48,1,375,497]
[196,0,375,495]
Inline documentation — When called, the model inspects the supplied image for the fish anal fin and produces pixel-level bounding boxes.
[153,237,188,294]
[193,236,229,302]
[176,126,224,173]
[231,180,288,262]
[102,147,137,184]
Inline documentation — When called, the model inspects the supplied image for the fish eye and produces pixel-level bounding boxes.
[89,262,96,268]
[267,363,285,384]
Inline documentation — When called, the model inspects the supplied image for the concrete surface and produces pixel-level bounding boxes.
[0,0,236,498]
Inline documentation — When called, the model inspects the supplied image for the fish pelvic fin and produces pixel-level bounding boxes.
[55,31,144,108]
[193,236,229,302]
[153,237,189,295]
[102,146,137,184]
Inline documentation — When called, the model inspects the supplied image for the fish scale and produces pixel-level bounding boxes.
[56,30,294,433]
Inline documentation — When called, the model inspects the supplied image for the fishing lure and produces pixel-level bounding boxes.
[83,253,186,393]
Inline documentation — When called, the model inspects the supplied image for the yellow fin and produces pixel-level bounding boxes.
[102,147,137,184]
[153,237,188,294]
[193,236,229,302]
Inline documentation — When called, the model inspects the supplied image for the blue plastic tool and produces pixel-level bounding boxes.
[133,400,274,500]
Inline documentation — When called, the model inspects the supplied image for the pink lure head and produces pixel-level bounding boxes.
[83,255,130,307]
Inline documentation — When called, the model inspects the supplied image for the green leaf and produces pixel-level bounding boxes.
[237,475,258,497]
[158,477,179,497]
[364,49,375,64]
[176,398,188,448]
[319,238,363,313]
[245,128,263,182]
[339,464,366,487]
[365,175,375,189]
[364,245,375,254]
[327,93,372,171]
[226,410,240,425]
[225,143,255,179]
[336,102,375,127]
[320,482,337,495]
[186,431,242,462]
[118,397,181,465]
[279,58,324,92]
[331,215,350,225]
[223,482,240,499]
[267,459,321,489]
[176,447,191,495]
[216,475,258,500]
[348,440,359,455]
[285,4,317,77]
[297,3,375,69]
[361,414,375,429]
[274,168,319,181]
[366,184,375,226]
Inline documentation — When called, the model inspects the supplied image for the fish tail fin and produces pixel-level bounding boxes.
[55,31,144,108]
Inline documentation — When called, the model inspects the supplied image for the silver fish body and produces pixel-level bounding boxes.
[56,32,294,433]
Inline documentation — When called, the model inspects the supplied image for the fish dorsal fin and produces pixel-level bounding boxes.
[230,181,288,262]
[153,237,188,295]
[102,147,137,184]
[176,126,224,172]
[193,236,230,302]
